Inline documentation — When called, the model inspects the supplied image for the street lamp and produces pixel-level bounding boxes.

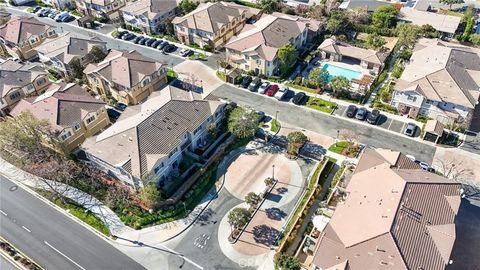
[272,164,275,181]
[336,130,340,147]
[275,110,279,122]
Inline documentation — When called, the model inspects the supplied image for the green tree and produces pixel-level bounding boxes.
[395,23,419,48]
[70,58,85,79]
[372,5,399,28]
[179,0,199,14]
[308,67,329,89]
[420,24,440,38]
[439,0,464,10]
[287,131,308,156]
[227,107,260,139]
[326,11,346,34]
[365,33,386,49]
[259,0,278,14]
[227,207,250,231]
[330,76,351,96]
[90,46,107,63]
[470,34,480,45]
[275,253,301,270]
[277,43,297,76]
[138,183,161,209]
[207,123,217,140]
[244,192,260,207]
[264,177,275,186]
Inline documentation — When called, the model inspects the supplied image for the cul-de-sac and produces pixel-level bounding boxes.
[1,0,479,269]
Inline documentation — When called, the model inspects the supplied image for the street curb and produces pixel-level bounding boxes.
[0,235,45,270]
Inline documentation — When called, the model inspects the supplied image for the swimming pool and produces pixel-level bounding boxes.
[322,63,362,81]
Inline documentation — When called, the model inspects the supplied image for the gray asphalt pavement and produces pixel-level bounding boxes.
[0,176,144,270]
[0,255,17,270]
[212,84,437,163]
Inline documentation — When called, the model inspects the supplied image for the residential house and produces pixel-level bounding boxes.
[0,16,57,60]
[9,0,35,6]
[172,2,261,50]
[391,38,480,123]
[35,32,107,78]
[0,60,51,116]
[338,0,393,12]
[10,83,110,151]
[83,50,168,105]
[120,0,179,35]
[81,85,225,188]
[310,147,461,270]
[398,7,461,37]
[225,13,321,77]
[76,0,126,21]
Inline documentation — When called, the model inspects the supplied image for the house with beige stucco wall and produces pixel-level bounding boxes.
[83,50,168,105]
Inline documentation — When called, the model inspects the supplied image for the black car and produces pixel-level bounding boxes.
[116,31,127,39]
[292,92,307,105]
[107,108,121,120]
[138,38,148,45]
[114,102,128,111]
[366,109,380,124]
[147,39,157,47]
[248,77,261,91]
[151,40,162,48]
[157,41,168,50]
[163,44,177,53]
[122,33,136,40]
[31,6,42,13]
[240,76,252,88]
[346,105,357,118]
[132,36,143,43]
[142,38,152,46]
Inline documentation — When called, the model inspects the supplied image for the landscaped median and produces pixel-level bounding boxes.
[305,96,337,114]
[1,236,43,270]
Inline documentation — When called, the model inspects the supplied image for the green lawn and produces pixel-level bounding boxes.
[270,119,280,133]
[328,141,352,154]
[111,30,117,38]
[306,97,336,114]
[167,69,177,82]
[216,71,226,81]
[38,190,110,236]
[286,83,317,94]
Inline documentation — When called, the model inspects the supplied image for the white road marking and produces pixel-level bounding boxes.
[387,119,394,130]
[22,226,31,233]
[44,241,86,270]
[0,210,7,216]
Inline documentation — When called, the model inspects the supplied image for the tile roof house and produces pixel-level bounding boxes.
[398,7,461,36]
[0,60,51,116]
[10,83,110,151]
[0,16,57,60]
[81,85,225,188]
[338,0,392,12]
[311,148,461,270]
[172,2,261,49]
[76,0,126,21]
[83,50,168,105]
[225,13,320,77]
[35,32,107,78]
[391,38,480,122]
[121,0,179,35]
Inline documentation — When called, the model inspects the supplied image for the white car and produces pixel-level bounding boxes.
[258,82,270,94]
[274,86,288,100]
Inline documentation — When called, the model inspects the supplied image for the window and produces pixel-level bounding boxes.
[143,78,150,86]
[426,99,434,104]
[60,131,72,140]
[193,126,202,135]
[9,92,21,100]
[25,84,35,93]
[168,148,178,158]
[407,95,417,102]
[36,78,46,86]
[85,115,96,124]
[73,123,81,131]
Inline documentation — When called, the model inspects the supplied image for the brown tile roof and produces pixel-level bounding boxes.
[424,120,444,136]
[121,0,178,20]
[312,148,461,270]
[0,16,53,45]
[318,37,388,65]
[9,83,105,130]
[34,32,106,64]
[0,60,47,98]
[83,50,165,89]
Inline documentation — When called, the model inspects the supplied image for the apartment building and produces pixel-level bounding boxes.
[121,0,179,35]
[225,13,318,77]
[81,85,225,188]
[0,60,51,116]
[172,2,261,50]
[0,16,57,60]
[10,83,110,152]
[76,0,125,21]
[391,38,480,123]
[83,50,167,105]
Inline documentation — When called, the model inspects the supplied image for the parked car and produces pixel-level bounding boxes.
[258,82,270,94]
[346,105,357,118]
[60,14,74,22]
[38,8,51,17]
[157,41,168,50]
[31,6,42,13]
[115,31,127,39]
[145,38,156,47]
[54,11,67,21]
[151,40,161,48]
[179,48,194,57]
[114,102,128,111]
[240,76,252,88]
[48,10,60,19]
[366,109,380,124]
[122,33,136,41]
[138,38,148,45]
[35,8,46,16]
[292,92,306,105]
[163,44,177,53]
[355,107,367,120]
[274,86,288,100]
[56,12,71,22]
[414,160,433,171]
[248,77,261,91]
[132,36,143,43]
[266,85,279,96]
[107,108,121,121]
[404,123,417,137]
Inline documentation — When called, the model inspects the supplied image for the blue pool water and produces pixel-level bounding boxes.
[322,63,362,81]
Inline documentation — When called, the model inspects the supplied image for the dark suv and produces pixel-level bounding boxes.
[346,105,357,118]
[366,109,380,124]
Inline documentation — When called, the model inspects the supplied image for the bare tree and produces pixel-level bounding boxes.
[178,72,201,91]
[339,129,359,145]
[435,156,478,198]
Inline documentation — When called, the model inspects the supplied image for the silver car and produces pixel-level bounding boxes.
[258,82,270,94]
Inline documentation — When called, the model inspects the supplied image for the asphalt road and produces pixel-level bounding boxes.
[0,255,16,270]
[212,84,437,163]
[0,176,144,270]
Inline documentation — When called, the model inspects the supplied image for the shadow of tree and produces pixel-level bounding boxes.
[252,224,279,246]
[276,186,288,194]
[265,207,287,221]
